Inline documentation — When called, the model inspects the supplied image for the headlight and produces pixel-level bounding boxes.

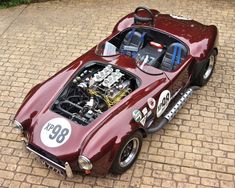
[78,155,93,170]
[12,120,23,134]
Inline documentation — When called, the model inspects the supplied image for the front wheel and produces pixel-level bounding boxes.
[110,131,143,174]
[193,50,217,86]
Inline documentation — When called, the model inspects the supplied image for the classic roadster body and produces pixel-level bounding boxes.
[13,7,218,177]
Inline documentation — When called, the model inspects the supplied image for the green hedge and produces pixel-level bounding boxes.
[0,0,31,8]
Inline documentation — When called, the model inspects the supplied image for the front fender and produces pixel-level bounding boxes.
[14,58,84,128]
[81,121,144,175]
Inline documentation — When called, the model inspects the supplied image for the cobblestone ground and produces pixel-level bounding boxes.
[0,0,235,187]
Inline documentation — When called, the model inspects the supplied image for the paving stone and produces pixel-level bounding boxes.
[0,0,235,187]
[42,178,60,187]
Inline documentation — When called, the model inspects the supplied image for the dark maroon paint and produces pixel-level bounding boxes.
[14,9,218,175]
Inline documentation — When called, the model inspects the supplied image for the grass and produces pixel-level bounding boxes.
[0,0,31,9]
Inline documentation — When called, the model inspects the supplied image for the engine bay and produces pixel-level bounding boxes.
[52,63,139,126]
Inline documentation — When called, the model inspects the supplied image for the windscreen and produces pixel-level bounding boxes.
[95,41,119,56]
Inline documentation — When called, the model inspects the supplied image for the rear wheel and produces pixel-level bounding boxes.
[111,131,143,174]
[193,50,217,86]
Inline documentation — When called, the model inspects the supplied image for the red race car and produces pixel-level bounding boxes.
[13,7,218,177]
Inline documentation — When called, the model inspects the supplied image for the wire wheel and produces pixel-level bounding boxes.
[203,54,215,80]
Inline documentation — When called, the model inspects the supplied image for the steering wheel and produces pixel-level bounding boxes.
[134,6,154,25]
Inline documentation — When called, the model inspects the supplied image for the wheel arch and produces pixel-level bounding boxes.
[108,126,146,172]
[80,121,145,175]
[109,128,144,174]
[191,48,217,86]
[138,127,147,138]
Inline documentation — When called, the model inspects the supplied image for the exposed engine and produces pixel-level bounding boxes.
[52,63,139,126]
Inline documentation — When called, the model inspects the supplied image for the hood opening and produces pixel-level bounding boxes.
[51,62,140,126]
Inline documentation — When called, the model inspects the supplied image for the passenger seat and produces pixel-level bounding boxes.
[160,43,188,71]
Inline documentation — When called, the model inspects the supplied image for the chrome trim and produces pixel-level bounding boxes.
[119,137,140,168]
[13,120,23,133]
[78,155,93,170]
[41,159,65,177]
[147,86,200,134]
[203,55,215,80]
[26,145,66,171]
[21,137,28,144]
[65,162,73,178]
[164,88,193,121]
[13,120,23,128]
[25,145,73,177]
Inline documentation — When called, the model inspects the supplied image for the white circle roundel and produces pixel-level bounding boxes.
[40,118,71,148]
[157,90,171,118]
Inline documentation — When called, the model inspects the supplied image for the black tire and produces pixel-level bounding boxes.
[110,131,143,174]
[193,50,217,86]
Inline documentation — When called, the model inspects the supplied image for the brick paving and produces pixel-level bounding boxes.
[0,0,234,187]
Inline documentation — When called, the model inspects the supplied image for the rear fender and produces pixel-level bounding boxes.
[192,25,218,62]
[191,46,217,83]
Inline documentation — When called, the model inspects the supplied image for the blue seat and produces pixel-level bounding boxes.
[161,43,187,71]
[119,29,146,58]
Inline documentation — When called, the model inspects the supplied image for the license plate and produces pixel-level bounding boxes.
[39,157,65,176]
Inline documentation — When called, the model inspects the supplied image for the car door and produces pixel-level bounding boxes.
[164,56,193,99]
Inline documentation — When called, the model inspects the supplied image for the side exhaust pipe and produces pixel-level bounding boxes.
[147,86,199,134]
